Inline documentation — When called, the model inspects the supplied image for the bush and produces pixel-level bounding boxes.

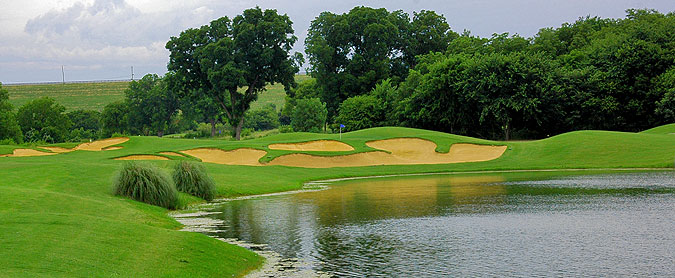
[244,104,280,131]
[16,97,71,143]
[113,162,178,209]
[172,161,216,201]
[291,98,327,132]
[335,94,385,132]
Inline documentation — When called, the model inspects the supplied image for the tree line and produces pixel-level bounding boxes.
[299,7,675,140]
[1,7,673,144]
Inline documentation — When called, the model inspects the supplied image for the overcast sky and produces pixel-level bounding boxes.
[1,0,673,84]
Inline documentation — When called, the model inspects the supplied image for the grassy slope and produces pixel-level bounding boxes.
[4,75,309,112]
[641,123,675,134]
[2,126,675,277]
[5,82,129,112]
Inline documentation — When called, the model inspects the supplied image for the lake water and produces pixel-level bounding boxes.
[206,170,675,277]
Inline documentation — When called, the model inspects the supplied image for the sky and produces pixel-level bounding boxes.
[1,0,673,84]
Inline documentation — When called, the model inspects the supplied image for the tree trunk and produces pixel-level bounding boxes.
[157,130,164,137]
[504,121,511,141]
[210,118,216,137]
[234,117,244,140]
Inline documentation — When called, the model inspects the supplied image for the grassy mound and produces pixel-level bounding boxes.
[641,123,675,134]
[173,161,216,201]
[113,161,178,209]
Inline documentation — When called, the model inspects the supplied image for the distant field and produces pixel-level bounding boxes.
[4,75,310,112]
[5,82,129,112]
[249,74,311,111]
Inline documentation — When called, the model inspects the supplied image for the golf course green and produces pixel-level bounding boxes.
[1,126,674,277]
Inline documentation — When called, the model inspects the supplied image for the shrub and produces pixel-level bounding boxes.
[335,94,385,132]
[244,104,280,131]
[172,161,216,201]
[16,97,71,143]
[291,97,327,132]
[113,162,178,209]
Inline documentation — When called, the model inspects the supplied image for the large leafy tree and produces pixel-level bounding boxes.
[126,74,179,137]
[305,7,457,121]
[101,101,129,137]
[166,7,301,140]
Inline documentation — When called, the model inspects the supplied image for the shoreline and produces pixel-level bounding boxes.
[171,167,674,277]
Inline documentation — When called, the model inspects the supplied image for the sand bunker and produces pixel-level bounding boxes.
[74,137,129,151]
[159,152,185,157]
[268,140,354,152]
[181,148,266,166]
[114,155,170,161]
[39,146,73,153]
[268,138,506,168]
[0,149,59,157]
[36,137,130,155]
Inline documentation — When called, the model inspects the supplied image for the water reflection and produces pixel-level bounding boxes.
[208,170,675,277]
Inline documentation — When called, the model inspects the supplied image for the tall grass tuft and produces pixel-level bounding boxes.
[113,162,178,209]
[172,161,216,201]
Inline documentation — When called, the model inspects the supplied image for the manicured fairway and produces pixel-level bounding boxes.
[1,126,675,277]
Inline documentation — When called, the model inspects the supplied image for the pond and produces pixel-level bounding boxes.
[205,170,675,277]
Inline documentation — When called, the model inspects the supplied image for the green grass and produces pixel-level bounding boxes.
[641,123,675,134]
[249,74,311,111]
[2,125,675,277]
[4,75,311,112]
[5,82,129,111]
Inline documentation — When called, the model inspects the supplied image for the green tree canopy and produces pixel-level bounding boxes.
[166,7,301,140]
[16,97,71,143]
[126,74,179,137]
[291,98,327,132]
[101,101,129,137]
[335,94,385,132]
[305,7,457,121]
[0,83,22,143]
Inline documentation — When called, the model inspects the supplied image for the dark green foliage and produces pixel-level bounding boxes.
[655,68,675,122]
[16,97,71,143]
[67,110,101,140]
[281,78,320,125]
[101,101,129,137]
[172,161,216,201]
[0,83,23,143]
[244,104,280,131]
[389,9,675,139]
[335,95,384,132]
[305,7,457,120]
[291,98,327,132]
[126,74,179,137]
[113,162,178,209]
[166,7,301,140]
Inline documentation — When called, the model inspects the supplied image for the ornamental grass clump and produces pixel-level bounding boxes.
[113,162,178,209]
[172,161,216,201]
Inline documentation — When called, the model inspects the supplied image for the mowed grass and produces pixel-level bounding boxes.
[4,75,310,112]
[2,126,675,277]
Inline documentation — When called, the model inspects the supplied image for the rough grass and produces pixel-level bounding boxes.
[113,162,179,209]
[173,161,216,201]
